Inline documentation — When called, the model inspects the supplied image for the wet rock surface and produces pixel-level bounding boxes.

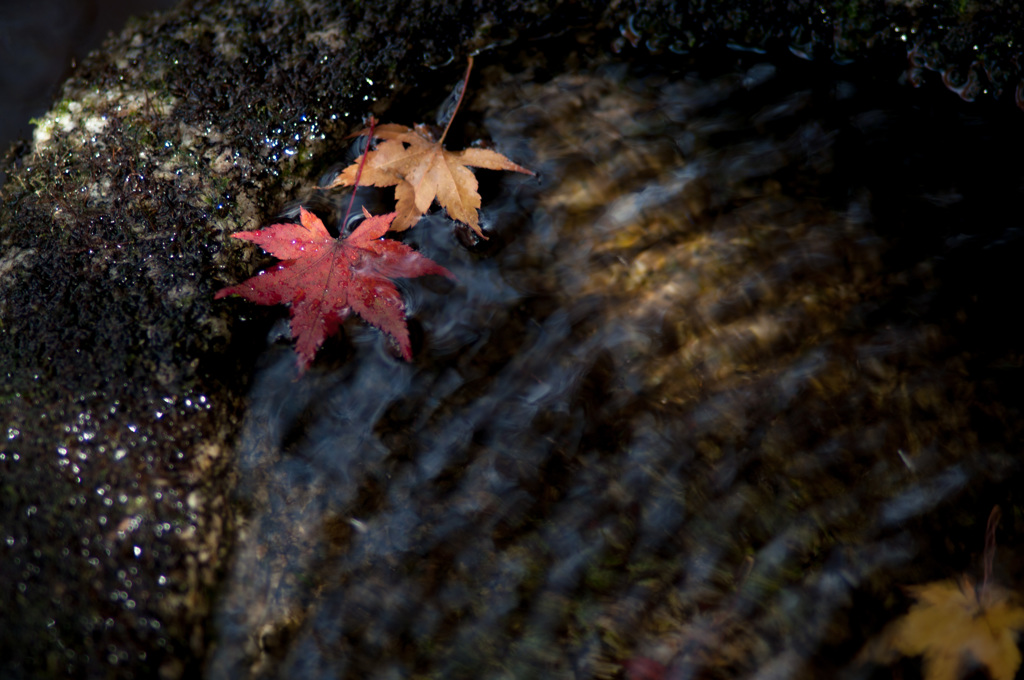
[0,3,615,677]
[2,1,1024,679]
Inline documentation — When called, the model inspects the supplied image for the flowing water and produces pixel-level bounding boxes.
[207,44,1024,679]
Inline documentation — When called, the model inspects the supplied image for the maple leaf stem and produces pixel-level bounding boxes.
[439,56,473,147]
[342,115,377,228]
[982,505,1001,595]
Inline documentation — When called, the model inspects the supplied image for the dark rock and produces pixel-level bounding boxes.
[2,1,1024,679]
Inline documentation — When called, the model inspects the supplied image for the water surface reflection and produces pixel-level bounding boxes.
[209,47,1024,679]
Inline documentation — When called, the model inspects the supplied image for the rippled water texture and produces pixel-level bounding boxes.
[208,49,1024,679]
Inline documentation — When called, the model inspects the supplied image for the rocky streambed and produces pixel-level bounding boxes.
[3,2,1024,679]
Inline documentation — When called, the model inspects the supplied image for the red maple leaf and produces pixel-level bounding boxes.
[622,657,669,680]
[215,206,455,370]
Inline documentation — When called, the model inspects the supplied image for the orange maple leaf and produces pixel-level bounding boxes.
[330,57,534,236]
[860,576,1024,680]
[331,123,533,235]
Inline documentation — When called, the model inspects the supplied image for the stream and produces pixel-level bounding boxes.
[206,42,1024,679]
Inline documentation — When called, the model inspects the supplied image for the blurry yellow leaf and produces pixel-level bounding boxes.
[862,577,1024,680]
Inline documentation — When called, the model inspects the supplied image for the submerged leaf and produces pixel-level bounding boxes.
[861,577,1024,680]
